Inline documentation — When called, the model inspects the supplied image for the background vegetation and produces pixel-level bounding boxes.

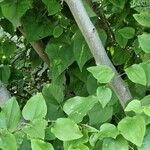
[0,0,150,149]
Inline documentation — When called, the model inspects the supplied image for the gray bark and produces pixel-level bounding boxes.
[64,0,132,108]
[0,81,11,106]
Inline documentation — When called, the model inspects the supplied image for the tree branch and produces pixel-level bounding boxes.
[0,81,11,106]
[64,0,132,108]
[18,26,50,65]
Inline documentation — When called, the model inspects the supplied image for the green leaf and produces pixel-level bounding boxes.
[86,74,98,95]
[102,136,129,150]
[125,99,143,114]
[118,27,135,39]
[68,144,90,150]
[97,28,107,46]
[64,129,89,149]
[63,96,98,123]
[138,33,150,53]
[31,139,54,150]
[72,30,92,71]
[141,63,150,86]
[88,103,113,125]
[96,86,112,108]
[87,65,115,83]
[2,40,16,57]
[112,47,130,65]
[125,64,147,86]
[42,0,61,16]
[0,131,17,150]
[109,0,125,9]
[139,125,150,150]
[51,118,83,141]
[0,97,21,131]
[1,0,32,27]
[45,126,56,141]
[42,84,64,104]
[22,11,53,42]
[141,95,150,106]
[22,93,47,121]
[143,106,150,116]
[23,119,47,139]
[0,65,11,84]
[118,116,146,146]
[0,18,14,35]
[53,26,63,38]
[42,84,65,120]
[99,123,119,139]
[82,0,96,17]
[46,44,75,80]
[114,31,128,48]
[134,13,150,27]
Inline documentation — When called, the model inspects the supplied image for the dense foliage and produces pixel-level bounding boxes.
[0,0,150,149]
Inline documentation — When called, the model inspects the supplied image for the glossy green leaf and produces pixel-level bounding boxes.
[0,97,21,131]
[1,0,32,27]
[99,123,119,139]
[53,26,63,38]
[141,63,150,86]
[118,27,135,39]
[51,118,83,141]
[96,86,112,108]
[31,139,54,150]
[22,93,47,121]
[134,13,150,27]
[72,30,92,71]
[0,18,14,34]
[125,99,143,114]
[23,119,47,139]
[68,144,90,150]
[118,116,146,146]
[46,44,75,80]
[42,84,65,120]
[112,47,129,65]
[2,40,16,57]
[143,106,150,116]
[83,0,96,17]
[141,95,150,106]
[87,65,115,83]
[42,0,61,16]
[139,125,150,150]
[114,31,128,48]
[22,11,53,42]
[109,0,125,9]
[102,136,129,150]
[42,84,64,104]
[138,33,150,53]
[63,96,98,123]
[86,74,98,95]
[0,65,11,84]
[125,64,147,86]
[88,103,113,125]
[97,28,107,46]
[0,131,17,150]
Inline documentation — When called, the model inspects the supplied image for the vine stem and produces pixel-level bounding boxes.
[64,0,132,108]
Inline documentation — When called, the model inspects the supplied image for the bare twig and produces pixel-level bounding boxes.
[64,0,132,108]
